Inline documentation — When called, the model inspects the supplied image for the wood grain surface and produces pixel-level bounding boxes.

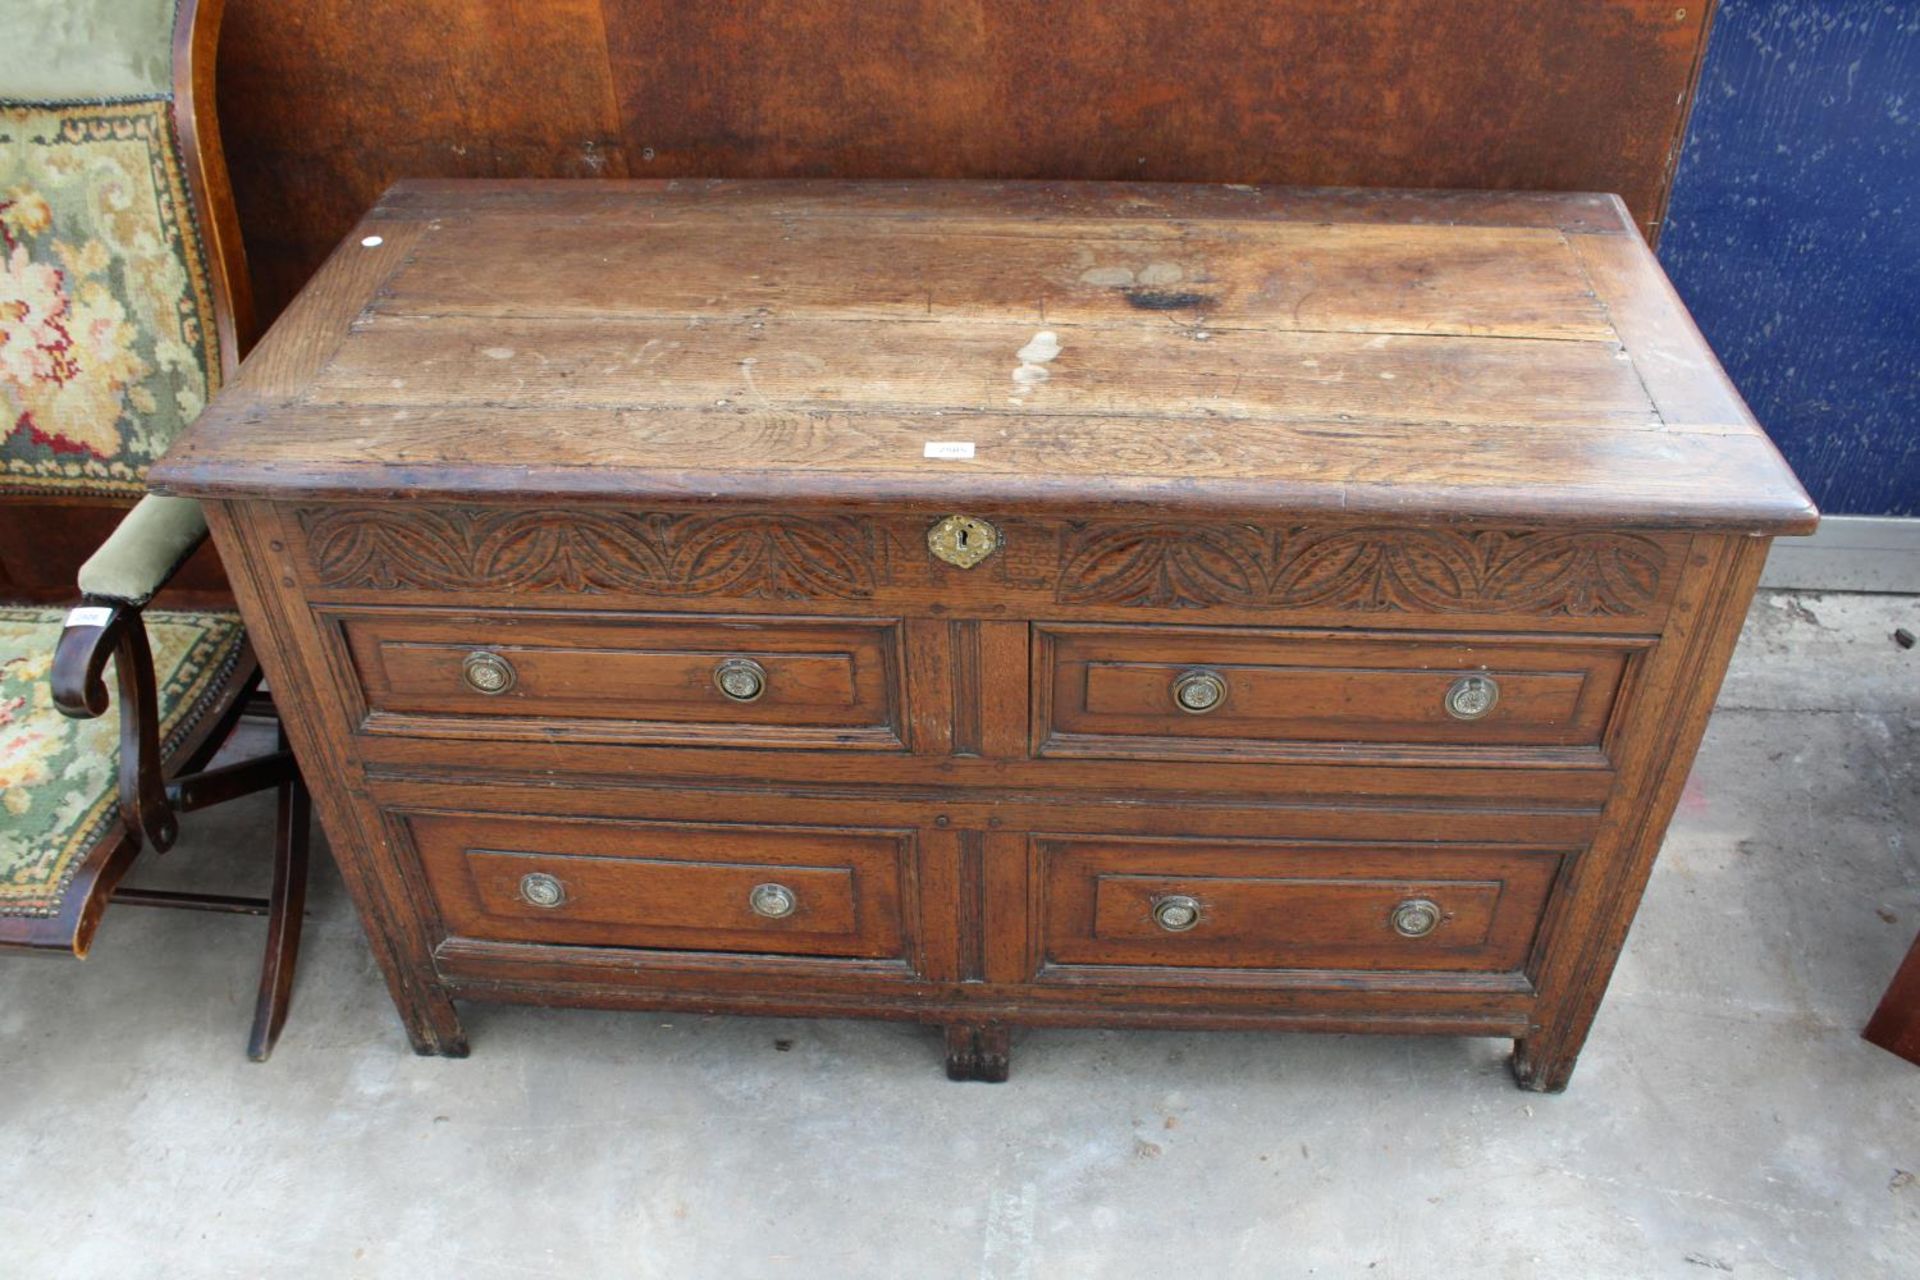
[214,0,1723,324]
[151,180,1815,533]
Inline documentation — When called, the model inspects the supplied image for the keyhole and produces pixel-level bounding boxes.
[927,514,1000,569]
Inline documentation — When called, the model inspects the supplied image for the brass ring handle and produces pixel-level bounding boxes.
[1391,898,1442,938]
[714,657,768,703]
[749,882,797,918]
[1171,668,1228,714]
[519,871,566,909]
[1152,894,1203,932]
[1444,674,1499,721]
[462,650,517,695]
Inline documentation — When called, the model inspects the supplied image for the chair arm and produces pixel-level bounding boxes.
[50,600,129,719]
[75,495,209,606]
[50,600,178,852]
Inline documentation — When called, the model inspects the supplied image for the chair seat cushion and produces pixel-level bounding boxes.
[0,605,245,917]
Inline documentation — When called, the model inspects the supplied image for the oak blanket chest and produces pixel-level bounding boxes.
[151,180,1816,1090]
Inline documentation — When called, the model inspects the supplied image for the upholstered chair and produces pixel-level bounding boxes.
[0,0,309,1059]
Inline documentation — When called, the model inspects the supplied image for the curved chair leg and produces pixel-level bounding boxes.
[247,769,311,1062]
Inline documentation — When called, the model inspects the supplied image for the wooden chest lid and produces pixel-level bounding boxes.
[151,179,1815,533]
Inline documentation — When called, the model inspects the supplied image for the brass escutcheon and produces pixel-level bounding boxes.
[927,514,1001,569]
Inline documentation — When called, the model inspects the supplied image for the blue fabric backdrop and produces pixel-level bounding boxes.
[1660,0,1918,517]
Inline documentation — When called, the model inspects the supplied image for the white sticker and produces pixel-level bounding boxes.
[360,235,384,248]
[66,606,114,629]
[923,441,975,460]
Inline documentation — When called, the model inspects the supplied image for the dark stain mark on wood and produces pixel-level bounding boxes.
[1123,289,1213,311]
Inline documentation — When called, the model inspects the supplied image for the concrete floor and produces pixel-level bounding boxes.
[3,590,1916,1278]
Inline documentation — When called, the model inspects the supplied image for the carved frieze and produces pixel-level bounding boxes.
[299,507,1668,617]
[1056,523,1668,616]
[300,507,883,599]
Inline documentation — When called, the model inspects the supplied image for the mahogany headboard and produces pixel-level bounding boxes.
[219,0,1719,324]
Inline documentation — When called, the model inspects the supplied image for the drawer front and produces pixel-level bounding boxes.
[1040,836,1564,974]
[403,810,909,959]
[1036,624,1642,766]
[331,609,907,749]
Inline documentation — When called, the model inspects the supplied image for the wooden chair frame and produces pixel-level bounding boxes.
[0,0,307,1061]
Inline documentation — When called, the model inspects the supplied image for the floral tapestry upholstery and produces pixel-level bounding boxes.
[0,605,243,918]
[0,99,219,498]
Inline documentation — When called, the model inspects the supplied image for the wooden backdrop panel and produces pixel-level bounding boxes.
[219,0,1717,324]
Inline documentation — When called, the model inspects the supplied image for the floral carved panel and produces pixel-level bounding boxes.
[1056,523,1671,616]
[299,507,884,600]
[299,507,1671,618]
